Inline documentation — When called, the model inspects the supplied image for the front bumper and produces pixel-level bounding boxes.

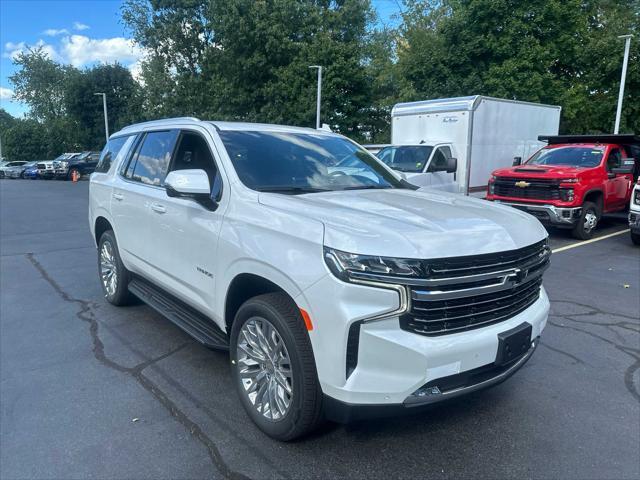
[630,210,640,234]
[297,274,550,410]
[325,337,538,422]
[492,200,581,226]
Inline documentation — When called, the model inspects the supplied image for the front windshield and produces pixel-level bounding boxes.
[218,131,406,193]
[377,146,433,173]
[527,146,604,168]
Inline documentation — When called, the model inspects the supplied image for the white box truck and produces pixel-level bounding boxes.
[379,96,561,195]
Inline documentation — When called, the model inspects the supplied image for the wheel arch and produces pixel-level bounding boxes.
[583,189,604,213]
[94,215,114,246]
[224,272,299,335]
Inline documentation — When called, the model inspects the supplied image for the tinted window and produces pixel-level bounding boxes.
[131,130,179,186]
[527,146,603,167]
[219,131,405,193]
[607,148,622,170]
[95,137,132,173]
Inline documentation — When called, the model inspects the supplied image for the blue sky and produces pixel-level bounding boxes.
[0,0,403,118]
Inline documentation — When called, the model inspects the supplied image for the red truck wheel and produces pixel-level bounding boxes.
[571,201,599,240]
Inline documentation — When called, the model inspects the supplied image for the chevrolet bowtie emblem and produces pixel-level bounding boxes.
[515,181,531,188]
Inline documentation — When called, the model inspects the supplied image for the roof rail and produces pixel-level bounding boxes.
[118,117,202,133]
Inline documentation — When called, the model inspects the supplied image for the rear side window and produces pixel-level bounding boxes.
[131,130,179,186]
[95,136,133,173]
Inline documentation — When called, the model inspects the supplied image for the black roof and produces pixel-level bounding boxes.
[538,134,640,145]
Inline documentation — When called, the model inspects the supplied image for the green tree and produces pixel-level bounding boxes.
[9,47,79,122]
[64,63,142,149]
[396,0,640,134]
[122,0,378,140]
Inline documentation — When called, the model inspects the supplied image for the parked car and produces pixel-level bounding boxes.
[90,117,551,440]
[389,96,561,194]
[0,160,28,178]
[5,161,38,179]
[53,151,100,180]
[22,162,40,179]
[36,160,56,179]
[487,134,640,240]
[629,179,640,245]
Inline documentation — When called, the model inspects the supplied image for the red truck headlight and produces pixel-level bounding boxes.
[560,188,574,202]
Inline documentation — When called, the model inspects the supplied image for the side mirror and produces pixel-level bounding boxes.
[165,169,218,210]
[513,156,522,166]
[446,157,457,173]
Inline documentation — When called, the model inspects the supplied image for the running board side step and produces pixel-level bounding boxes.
[128,277,229,351]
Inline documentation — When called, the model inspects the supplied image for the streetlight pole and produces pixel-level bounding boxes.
[309,65,322,129]
[94,92,109,141]
[614,34,633,134]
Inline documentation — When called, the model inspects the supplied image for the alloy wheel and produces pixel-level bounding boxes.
[100,240,118,297]
[583,210,597,233]
[237,317,293,421]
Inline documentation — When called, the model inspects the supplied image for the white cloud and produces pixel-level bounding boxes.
[3,40,60,62]
[60,35,145,67]
[73,22,90,31]
[43,28,69,37]
[0,87,14,100]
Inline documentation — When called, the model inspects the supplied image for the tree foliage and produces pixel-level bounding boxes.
[2,0,638,163]
[396,0,640,134]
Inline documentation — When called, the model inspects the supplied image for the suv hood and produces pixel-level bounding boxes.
[259,189,547,259]
[493,164,589,178]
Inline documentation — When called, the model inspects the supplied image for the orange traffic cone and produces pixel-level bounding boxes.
[72,170,79,183]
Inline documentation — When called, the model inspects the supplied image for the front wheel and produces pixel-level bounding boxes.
[230,293,323,441]
[571,201,599,240]
[631,231,640,246]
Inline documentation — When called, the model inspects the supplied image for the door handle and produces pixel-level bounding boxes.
[151,203,167,214]
[112,192,124,201]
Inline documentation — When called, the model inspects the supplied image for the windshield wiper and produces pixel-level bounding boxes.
[256,186,330,194]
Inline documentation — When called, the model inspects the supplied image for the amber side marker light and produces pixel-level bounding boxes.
[299,308,314,331]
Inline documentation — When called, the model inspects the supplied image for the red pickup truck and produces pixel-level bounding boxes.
[487,135,640,239]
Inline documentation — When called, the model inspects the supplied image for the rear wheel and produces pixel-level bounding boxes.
[571,201,599,240]
[230,293,323,441]
[631,231,640,246]
[97,230,134,305]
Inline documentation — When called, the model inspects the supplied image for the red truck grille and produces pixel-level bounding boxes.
[493,177,561,200]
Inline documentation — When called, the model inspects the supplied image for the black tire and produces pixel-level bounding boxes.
[230,292,323,441]
[631,231,640,246]
[97,230,134,306]
[571,201,599,240]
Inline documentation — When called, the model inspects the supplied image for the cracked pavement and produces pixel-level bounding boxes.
[1,180,638,479]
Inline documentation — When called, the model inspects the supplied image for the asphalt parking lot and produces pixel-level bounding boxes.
[1,179,639,480]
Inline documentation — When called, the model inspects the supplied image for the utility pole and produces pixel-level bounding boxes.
[94,92,109,141]
[309,65,322,129]
[614,34,633,134]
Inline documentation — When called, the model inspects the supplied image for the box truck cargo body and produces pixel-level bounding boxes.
[390,96,561,195]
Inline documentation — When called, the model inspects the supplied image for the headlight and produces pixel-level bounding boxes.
[324,247,424,282]
[634,189,640,206]
[560,188,574,202]
[61,161,69,168]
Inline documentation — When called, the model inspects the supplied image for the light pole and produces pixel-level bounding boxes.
[94,92,109,141]
[614,34,633,134]
[309,65,322,129]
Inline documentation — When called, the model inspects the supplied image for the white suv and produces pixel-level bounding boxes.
[89,117,551,440]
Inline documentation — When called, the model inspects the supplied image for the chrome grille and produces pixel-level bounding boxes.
[400,240,550,336]
[493,177,561,200]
